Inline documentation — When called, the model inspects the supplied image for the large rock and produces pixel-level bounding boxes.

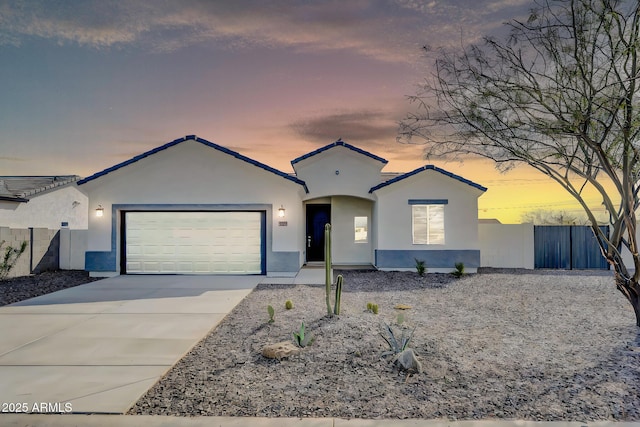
[394,348,423,373]
[261,341,301,360]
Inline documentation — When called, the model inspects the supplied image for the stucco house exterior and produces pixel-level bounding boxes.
[78,135,486,277]
[0,176,88,229]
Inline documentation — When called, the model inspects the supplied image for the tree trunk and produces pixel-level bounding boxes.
[614,273,640,327]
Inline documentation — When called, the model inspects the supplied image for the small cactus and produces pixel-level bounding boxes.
[285,299,294,310]
[366,302,379,314]
[267,305,275,323]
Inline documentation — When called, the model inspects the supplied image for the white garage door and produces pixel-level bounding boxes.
[124,211,263,274]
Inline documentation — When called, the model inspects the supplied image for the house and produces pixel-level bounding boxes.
[0,176,88,229]
[78,135,486,277]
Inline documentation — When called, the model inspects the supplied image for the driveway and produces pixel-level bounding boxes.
[0,275,260,414]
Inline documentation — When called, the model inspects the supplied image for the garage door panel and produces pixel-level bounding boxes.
[125,211,263,274]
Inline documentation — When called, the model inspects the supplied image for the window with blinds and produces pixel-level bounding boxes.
[411,204,445,244]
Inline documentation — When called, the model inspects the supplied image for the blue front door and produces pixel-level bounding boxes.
[306,204,330,262]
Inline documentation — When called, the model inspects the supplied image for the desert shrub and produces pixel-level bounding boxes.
[414,258,426,276]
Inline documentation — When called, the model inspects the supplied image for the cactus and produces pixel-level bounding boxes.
[285,299,294,310]
[323,223,344,316]
[372,303,379,315]
[334,274,343,315]
[324,223,333,316]
[267,305,275,323]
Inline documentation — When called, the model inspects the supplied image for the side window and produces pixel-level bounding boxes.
[354,216,368,243]
[412,204,445,244]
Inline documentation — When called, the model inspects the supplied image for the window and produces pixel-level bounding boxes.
[412,204,445,244]
[354,216,368,242]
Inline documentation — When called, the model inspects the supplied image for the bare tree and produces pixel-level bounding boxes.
[400,0,640,326]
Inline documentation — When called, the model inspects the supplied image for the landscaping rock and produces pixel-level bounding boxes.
[394,348,423,373]
[261,341,300,360]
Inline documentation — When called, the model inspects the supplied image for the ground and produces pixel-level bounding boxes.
[0,270,97,306]
[2,269,638,421]
[130,269,640,421]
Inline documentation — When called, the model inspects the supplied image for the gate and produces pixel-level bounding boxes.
[534,225,609,269]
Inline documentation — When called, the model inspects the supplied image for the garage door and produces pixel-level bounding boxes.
[124,211,264,274]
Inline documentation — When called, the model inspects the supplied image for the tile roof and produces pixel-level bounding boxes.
[0,176,80,201]
[290,139,388,166]
[77,135,309,192]
[369,165,487,193]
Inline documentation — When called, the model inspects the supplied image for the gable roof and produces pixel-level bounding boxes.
[77,135,308,192]
[369,165,487,193]
[0,176,80,202]
[291,139,388,166]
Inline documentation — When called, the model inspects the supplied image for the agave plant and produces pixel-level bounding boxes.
[380,321,415,358]
[293,322,314,347]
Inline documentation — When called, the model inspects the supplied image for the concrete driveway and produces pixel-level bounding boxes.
[0,275,260,414]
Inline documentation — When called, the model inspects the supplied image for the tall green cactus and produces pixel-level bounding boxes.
[334,274,343,315]
[324,223,344,316]
[324,223,332,316]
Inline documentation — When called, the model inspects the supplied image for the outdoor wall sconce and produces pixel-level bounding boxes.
[95,205,104,217]
[278,205,286,218]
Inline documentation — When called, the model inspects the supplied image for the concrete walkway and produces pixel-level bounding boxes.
[0,275,259,414]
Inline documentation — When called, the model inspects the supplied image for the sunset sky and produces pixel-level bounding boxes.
[0,0,610,223]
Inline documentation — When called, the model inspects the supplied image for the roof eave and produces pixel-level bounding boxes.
[77,135,309,193]
[369,165,487,193]
[291,140,388,167]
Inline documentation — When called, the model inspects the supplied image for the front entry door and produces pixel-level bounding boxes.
[306,204,331,262]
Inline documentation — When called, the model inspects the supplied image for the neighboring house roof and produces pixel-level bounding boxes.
[0,175,80,202]
[369,165,488,193]
[290,139,388,166]
[0,195,29,203]
[77,135,309,192]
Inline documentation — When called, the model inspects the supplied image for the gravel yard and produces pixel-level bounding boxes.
[130,269,640,421]
[2,269,637,420]
[0,270,98,306]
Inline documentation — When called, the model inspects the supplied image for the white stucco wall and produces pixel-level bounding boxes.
[59,228,87,270]
[327,196,373,265]
[0,185,88,229]
[374,170,483,251]
[293,146,385,200]
[80,138,306,274]
[619,224,640,270]
[479,223,534,268]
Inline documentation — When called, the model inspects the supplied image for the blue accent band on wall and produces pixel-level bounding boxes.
[375,249,480,268]
[85,251,117,271]
[268,251,300,272]
[408,199,448,205]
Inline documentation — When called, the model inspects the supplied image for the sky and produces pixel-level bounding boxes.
[0,0,610,223]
